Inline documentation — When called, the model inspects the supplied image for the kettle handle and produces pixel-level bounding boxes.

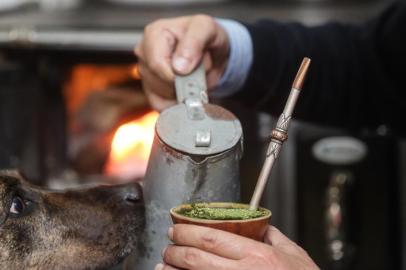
[174,63,209,121]
[132,63,208,106]
[175,63,208,105]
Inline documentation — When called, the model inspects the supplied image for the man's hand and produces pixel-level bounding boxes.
[135,15,230,111]
[156,224,320,270]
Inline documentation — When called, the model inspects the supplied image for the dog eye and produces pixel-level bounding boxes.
[10,197,25,215]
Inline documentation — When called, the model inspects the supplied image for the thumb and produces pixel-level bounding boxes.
[172,15,217,75]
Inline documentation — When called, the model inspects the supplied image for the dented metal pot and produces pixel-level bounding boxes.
[127,64,243,269]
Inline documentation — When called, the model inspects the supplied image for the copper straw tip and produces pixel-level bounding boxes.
[292,57,311,90]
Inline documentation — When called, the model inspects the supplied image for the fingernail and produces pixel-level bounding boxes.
[173,57,191,73]
[154,263,164,270]
[161,247,167,258]
[168,227,174,241]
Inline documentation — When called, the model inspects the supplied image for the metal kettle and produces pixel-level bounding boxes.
[129,64,243,269]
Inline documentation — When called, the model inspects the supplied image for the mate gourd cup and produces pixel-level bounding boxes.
[170,202,272,241]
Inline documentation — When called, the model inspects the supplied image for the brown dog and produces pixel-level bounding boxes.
[0,170,144,270]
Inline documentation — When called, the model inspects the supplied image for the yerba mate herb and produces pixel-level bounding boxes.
[179,203,264,220]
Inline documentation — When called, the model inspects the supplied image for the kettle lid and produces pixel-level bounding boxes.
[156,103,242,155]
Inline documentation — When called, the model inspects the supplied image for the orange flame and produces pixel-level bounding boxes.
[105,111,159,180]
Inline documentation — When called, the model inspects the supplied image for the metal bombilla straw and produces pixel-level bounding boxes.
[249,57,311,210]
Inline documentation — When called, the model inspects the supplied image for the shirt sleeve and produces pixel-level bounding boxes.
[233,3,406,136]
[210,19,253,98]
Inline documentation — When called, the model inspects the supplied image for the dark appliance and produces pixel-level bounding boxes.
[297,132,401,270]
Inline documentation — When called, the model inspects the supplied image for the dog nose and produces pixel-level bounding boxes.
[122,183,143,204]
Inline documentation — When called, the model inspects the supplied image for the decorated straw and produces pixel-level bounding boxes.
[249,57,311,210]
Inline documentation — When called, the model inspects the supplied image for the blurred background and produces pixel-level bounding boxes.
[0,0,403,269]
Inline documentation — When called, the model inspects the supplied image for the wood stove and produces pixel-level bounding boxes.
[0,47,153,185]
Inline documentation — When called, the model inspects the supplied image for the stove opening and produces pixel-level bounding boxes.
[105,111,158,181]
[44,63,158,187]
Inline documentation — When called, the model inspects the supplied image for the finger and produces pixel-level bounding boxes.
[265,226,295,246]
[202,52,222,90]
[170,224,265,260]
[144,89,177,111]
[155,263,179,270]
[265,225,304,254]
[163,244,239,270]
[202,52,213,72]
[141,20,177,82]
[138,60,176,100]
[172,15,218,75]
[134,43,142,59]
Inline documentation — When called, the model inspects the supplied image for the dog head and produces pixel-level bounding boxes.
[0,170,144,269]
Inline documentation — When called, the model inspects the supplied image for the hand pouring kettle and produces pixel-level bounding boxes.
[127,64,243,269]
